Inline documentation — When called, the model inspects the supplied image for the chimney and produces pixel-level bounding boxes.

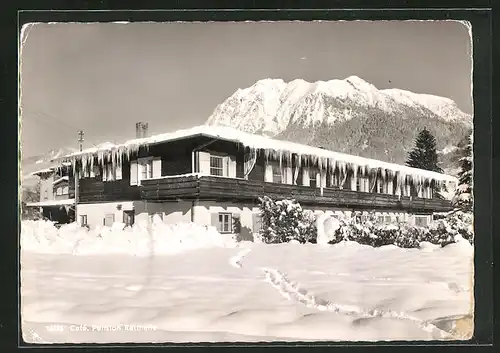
[135,122,149,138]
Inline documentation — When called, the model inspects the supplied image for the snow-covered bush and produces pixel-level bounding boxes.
[258,196,317,244]
[328,210,473,248]
[258,196,473,248]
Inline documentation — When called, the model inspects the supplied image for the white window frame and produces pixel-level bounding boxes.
[219,213,232,233]
[210,155,226,176]
[102,162,123,182]
[141,160,153,180]
[62,185,69,195]
[56,186,62,196]
[136,157,155,184]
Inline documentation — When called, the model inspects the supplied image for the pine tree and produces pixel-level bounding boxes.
[453,134,473,212]
[405,128,443,173]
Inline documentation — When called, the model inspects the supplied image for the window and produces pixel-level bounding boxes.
[210,155,225,176]
[384,216,392,223]
[272,164,282,183]
[123,211,135,226]
[56,187,62,196]
[101,162,122,181]
[62,186,69,195]
[132,158,159,185]
[377,215,384,223]
[309,169,318,188]
[219,213,232,233]
[141,160,153,179]
[79,168,90,179]
[329,173,337,187]
[103,214,115,227]
[43,190,48,200]
[415,216,429,227]
[80,215,88,226]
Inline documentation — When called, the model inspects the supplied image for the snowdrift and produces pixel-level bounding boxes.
[21,218,237,256]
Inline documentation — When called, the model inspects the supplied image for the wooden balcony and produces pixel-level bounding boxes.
[140,175,453,213]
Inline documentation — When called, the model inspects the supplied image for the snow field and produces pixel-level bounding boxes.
[21,220,473,343]
[21,218,237,256]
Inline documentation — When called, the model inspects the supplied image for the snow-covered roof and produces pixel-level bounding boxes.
[30,162,72,176]
[26,199,75,207]
[30,168,54,176]
[57,125,457,183]
[52,176,69,185]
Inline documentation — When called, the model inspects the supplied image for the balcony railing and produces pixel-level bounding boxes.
[140,175,453,212]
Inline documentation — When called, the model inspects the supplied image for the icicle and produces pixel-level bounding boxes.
[112,149,116,171]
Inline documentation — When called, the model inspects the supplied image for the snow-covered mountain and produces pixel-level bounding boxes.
[207,76,471,135]
[206,76,472,174]
[21,147,78,187]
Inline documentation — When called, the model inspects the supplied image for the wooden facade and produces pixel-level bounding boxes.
[73,134,453,213]
[140,175,452,213]
[77,136,247,203]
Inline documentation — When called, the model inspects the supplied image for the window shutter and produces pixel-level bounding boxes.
[152,158,162,179]
[107,164,114,181]
[321,171,327,188]
[232,213,241,233]
[285,166,293,185]
[264,164,273,182]
[228,155,237,178]
[102,166,107,182]
[252,213,262,233]
[211,213,221,232]
[116,163,122,180]
[130,161,138,185]
[198,151,211,175]
[104,214,115,227]
[302,167,310,186]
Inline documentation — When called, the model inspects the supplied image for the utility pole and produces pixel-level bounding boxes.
[74,130,84,224]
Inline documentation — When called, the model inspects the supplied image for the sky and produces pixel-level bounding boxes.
[20,20,472,159]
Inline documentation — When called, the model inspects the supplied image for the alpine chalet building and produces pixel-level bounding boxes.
[53,125,458,237]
